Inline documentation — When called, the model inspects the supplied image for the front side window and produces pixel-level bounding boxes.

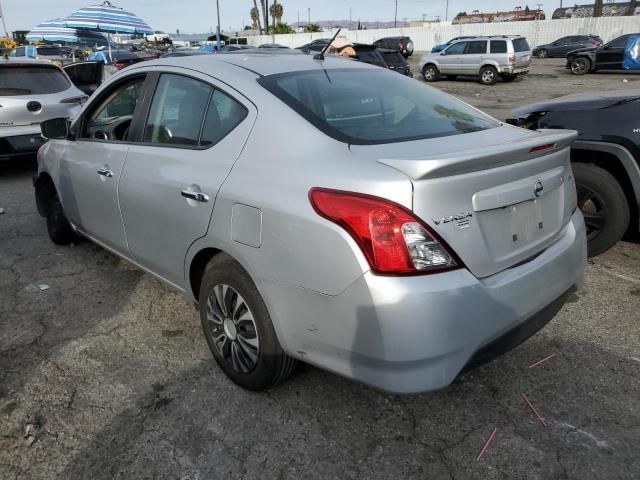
[490,41,507,53]
[143,74,212,147]
[82,77,145,141]
[259,68,498,145]
[606,36,628,49]
[0,66,70,96]
[445,42,467,55]
[465,41,487,54]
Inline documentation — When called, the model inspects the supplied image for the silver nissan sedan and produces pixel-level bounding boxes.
[34,53,586,394]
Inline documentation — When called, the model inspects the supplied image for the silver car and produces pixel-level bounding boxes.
[1,58,87,161]
[419,36,532,85]
[34,54,586,394]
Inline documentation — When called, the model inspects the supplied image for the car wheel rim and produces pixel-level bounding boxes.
[540,50,547,58]
[577,185,606,241]
[482,71,494,83]
[572,60,586,73]
[206,284,260,373]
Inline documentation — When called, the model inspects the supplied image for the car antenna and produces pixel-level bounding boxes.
[314,28,342,61]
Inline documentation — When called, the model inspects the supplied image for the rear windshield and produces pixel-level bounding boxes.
[258,68,498,145]
[36,46,62,56]
[381,51,405,66]
[0,66,70,96]
[512,38,530,52]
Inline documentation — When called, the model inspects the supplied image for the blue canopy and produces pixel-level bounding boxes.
[63,1,153,34]
[623,35,640,71]
[26,19,108,44]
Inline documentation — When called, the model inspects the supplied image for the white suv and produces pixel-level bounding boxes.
[419,36,532,85]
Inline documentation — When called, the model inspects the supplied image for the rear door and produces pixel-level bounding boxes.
[595,36,627,69]
[118,69,255,287]
[549,37,569,56]
[462,40,487,74]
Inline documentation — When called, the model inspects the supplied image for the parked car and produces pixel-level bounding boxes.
[146,30,172,43]
[296,38,331,52]
[419,36,532,85]
[431,36,478,53]
[161,49,212,58]
[87,49,146,69]
[221,45,252,53]
[10,45,65,64]
[567,33,640,74]
[34,54,586,394]
[373,36,414,57]
[379,48,413,76]
[0,57,86,161]
[533,35,603,58]
[258,43,290,49]
[509,90,640,256]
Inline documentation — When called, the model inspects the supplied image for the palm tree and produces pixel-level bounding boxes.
[250,4,262,32]
[260,0,269,33]
[269,1,284,26]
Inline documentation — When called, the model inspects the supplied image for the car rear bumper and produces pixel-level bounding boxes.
[0,129,46,160]
[261,210,586,394]
[501,66,530,74]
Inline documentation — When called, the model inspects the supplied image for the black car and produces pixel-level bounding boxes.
[566,33,640,74]
[258,43,290,49]
[373,36,414,57]
[295,38,331,51]
[378,48,413,77]
[533,35,602,58]
[509,90,640,256]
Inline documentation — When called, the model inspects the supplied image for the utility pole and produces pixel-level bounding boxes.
[445,0,449,22]
[308,7,311,26]
[0,1,8,37]
[350,7,352,29]
[394,0,398,28]
[215,0,221,52]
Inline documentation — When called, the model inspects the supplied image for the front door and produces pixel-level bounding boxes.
[595,36,628,70]
[118,70,255,288]
[440,41,467,74]
[59,73,148,254]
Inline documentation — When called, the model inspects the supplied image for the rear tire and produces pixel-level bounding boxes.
[199,254,297,390]
[479,66,498,85]
[46,189,79,245]
[422,64,440,82]
[570,57,591,75]
[572,163,630,257]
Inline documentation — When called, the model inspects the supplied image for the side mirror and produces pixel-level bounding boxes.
[440,50,446,56]
[41,118,69,140]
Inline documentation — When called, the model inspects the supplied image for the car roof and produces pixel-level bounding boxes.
[144,51,376,77]
[0,57,56,66]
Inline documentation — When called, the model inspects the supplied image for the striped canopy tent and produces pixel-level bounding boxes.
[63,1,153,34]
[26,19,108,44]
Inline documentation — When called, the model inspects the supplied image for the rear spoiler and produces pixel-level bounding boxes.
[377,129,578,181]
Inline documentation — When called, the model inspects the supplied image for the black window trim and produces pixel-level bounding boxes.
[134,71,250,151]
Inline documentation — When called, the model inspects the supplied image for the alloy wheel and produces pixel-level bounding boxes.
[206,284,260,373]
[481,70,495,83]
[571,59,588,74]
[577,185,606,242]
[539,49,548,58]
[425,66,436,80]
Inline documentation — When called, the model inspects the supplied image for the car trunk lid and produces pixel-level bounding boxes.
[352,126,578,278]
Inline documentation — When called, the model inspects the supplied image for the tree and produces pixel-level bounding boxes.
[250,5,261,30]
[304,23,321,33]
[269,1,284,26]
[269,22,294,34]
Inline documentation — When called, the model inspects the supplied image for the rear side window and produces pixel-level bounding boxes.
[0,66,70,96]
[357,49,383,65]
[466,41,487,54]
[512,38,530,52]
[490,40,507,53]
[200,90,248,147]
[259,68,498,145]
[381,51,405,66]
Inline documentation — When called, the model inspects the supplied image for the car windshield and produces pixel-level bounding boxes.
[259,68,498,145]
[0,66,70,96]
[36,46,62,56]
[512,38,530,52]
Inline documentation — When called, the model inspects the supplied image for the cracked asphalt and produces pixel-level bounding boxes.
[1,58,640,479]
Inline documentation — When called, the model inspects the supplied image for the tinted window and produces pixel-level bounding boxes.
[512,38,530,52]
[490,40,507,53]
[259,69,498,145]
[357,49,384,65]
[0,66,70,96]
[12,46,26,57]
[36,46,61,56]
[466,41,487,54]
[144,74,212,147]
[84,77,145,140]
[381,51,405,67]
[607,36,628,48]
[445,42,467,54]
[200,90,248,147]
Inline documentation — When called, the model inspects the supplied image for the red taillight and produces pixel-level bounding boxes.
[508,54,516,64]
[309,188,461,275]
[529,143,556,153]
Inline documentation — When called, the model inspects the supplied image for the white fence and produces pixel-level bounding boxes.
[247,16,640,51]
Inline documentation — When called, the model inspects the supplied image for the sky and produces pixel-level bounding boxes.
[2,0,561,35]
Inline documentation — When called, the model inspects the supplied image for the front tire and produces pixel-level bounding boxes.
[199,254,297,390]
[445,74,458,80]
[422,64,440,82]
[538,49,548,59]
[46,190,79,245]
[479,66,498,85]
[573,163,630,257]
[570,57,591,75]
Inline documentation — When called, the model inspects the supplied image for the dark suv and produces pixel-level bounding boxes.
[373,36,414,57]
[567,33,640,74]
[509,90,640,256]
[533,35,602,58]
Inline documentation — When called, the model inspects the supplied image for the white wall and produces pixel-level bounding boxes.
[248,16,640,51]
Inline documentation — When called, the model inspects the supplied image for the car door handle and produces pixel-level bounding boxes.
[97,167,114,178]
[181,189,210,202]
